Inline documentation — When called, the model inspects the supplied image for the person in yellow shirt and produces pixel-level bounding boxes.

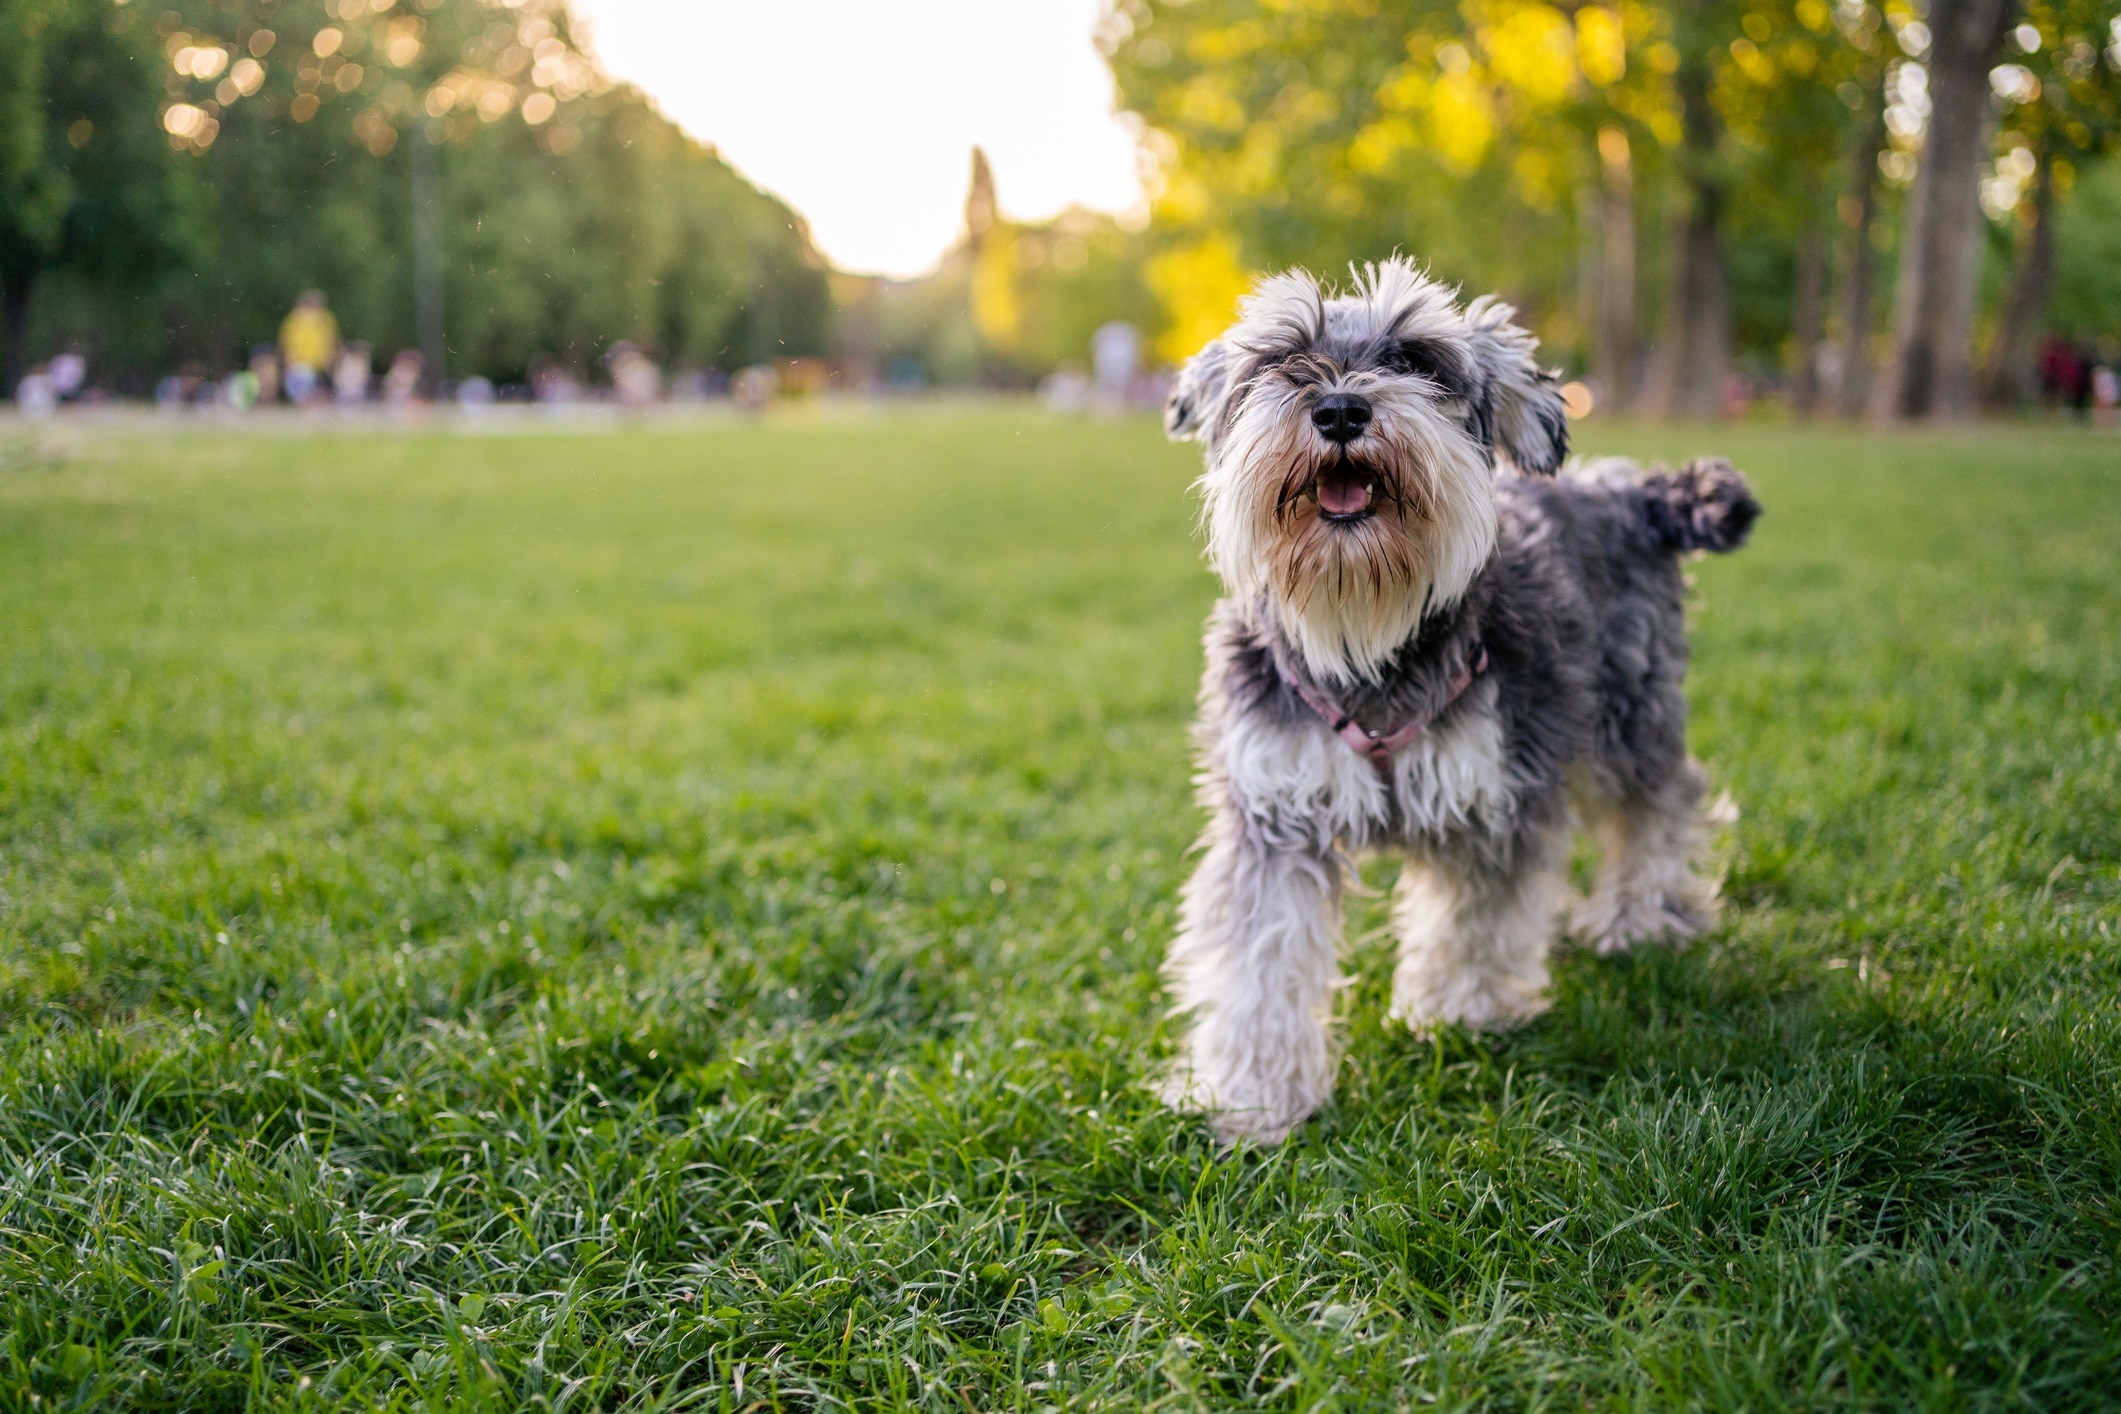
[278,290,339,404]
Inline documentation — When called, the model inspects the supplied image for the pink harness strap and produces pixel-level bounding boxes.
[1283,641,1488,774]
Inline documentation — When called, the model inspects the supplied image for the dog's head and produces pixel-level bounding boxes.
[1168,257,1567,683]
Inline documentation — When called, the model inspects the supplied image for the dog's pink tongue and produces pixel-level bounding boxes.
[1317,468,1372,516]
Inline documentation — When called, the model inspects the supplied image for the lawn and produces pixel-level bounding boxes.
[1,406,2117,1410]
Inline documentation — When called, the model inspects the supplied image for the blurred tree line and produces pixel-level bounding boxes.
[834,150,1161,389]
[1,0,829,392]
[9,0,2115,409]
[1100,0,2121,418]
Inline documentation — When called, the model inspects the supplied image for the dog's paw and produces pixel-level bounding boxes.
[1570,883,1716,956]
[1389,968,1550,1035]
[1157,1063,1320,1150]
[1205,1107,1301,1149]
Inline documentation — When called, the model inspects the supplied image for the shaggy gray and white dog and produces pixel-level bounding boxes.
[1159,257,1758,1146]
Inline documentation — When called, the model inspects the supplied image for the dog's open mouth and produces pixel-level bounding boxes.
[1312,456,1378,522]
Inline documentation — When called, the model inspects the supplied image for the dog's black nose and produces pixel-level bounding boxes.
[1311,393,1372,444]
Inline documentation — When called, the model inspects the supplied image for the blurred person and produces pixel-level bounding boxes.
[154,371,200,408]
[383,350,423,407]
[606,341,662,408]
[48,351,86,402]
[732,363,778,412]
[456,375,495,408]
[1722,372,1754,420]
[2093,364,2119,429]
[529,357,582,404]
[226,368,261,411]
[2038,335,2076,407]
[775,358,830,398]
[1813,342,1845,407]
[1091,321,1139,412]
[279,290,339,405]
[16,365,57,417]
[887,357,926,394]
[248,345,282,406]
[2070,342,2097,418]
[333,342,372,405]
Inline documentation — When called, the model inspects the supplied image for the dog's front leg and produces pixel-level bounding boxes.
[1161,801,1345,1147]
[1389,821,1569,1033]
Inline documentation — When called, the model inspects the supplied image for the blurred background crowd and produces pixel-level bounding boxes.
[2,0,2118,421]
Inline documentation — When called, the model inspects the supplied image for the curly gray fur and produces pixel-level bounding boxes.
[1156,258,1759,1146]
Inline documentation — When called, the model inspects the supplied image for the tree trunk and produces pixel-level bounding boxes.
[1834,104,1886,418]
[1644,58,1729,418]
[1979,147,2055,408]
[1576,174,1603,392]
[411,131,448,397]
[1791,214,1828,414]
[1871,0,2017,421]
[1597,125,1638,410]
[2,270,31,398]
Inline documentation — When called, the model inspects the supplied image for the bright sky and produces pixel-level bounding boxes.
[570,0,1148,278]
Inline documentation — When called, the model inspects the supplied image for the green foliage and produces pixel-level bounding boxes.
[16,0,829,386]
[35,0,206,280]
[3,411,2119,1404]
[1998,0,2121,166]
[0,0,201,381]
[1105,0,2121,367]
[843,195,1159,387]
[2051,151,2121,336]
[0,0,66,262]
[983,212,1162,380]
[927,209,1163,385]
[1107,0,1553,325]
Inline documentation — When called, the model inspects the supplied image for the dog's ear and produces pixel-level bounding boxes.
[1165,338,1235,444]
[1463,295,1569,476]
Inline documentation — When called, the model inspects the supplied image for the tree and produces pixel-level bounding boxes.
[1641,0,1738,416]
[1978,0,2121,404]
[1871,0,2018,419]
[0,0,197,391]
[0,0,63,389]
[1102,0,1894,412]
[20,0,829,387]
[1103,0,2113,420]
[1706,0,1894,413]
[1102,1,1685,369]
[2047,149,2121,341]
[1829,49,1889,416]
[830,148,1157,387]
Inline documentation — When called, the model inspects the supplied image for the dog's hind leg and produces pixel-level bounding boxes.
[1389,822,1569,1033]
[1161,812,1345,1148]
[1570,759,1727,956]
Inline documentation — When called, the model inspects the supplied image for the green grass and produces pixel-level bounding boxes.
[1,406,2117,1410]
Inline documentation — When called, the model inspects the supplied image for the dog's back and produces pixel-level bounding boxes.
[1496,456,1760,954]
[1515,456,1760,714]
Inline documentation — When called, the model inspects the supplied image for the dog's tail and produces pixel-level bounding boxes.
[1641,457,1759,554]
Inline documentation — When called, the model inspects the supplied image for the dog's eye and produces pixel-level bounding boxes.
[1261,355,1327,388]
[1380,342,1460,391]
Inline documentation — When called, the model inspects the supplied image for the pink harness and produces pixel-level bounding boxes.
[1281,640,1489,774]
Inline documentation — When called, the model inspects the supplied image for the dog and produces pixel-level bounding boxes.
[1158,257,1758,1146]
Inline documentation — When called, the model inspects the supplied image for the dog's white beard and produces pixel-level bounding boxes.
[1200,387,1497,685]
